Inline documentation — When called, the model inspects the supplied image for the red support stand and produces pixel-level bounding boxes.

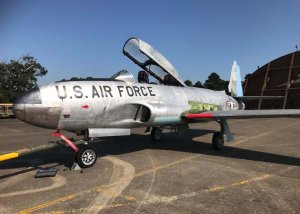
[52,131,79,153]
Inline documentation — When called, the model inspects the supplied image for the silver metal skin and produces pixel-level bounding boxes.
[13,79,238,132]
[13,87,61,129]
[110,70,135,84]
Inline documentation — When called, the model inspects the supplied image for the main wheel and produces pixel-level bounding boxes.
[212,132,224,150]
[76,146,97,168]
[151,127,162,141]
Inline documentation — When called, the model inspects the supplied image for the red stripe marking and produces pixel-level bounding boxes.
[185,113,213,119]
[81,105,89,109]
[52,132,79,152]
[52,132,61,137]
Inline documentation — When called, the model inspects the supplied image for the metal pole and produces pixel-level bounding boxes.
[283,52,295,109]
[258,63,270,109]
[243,77,248,95]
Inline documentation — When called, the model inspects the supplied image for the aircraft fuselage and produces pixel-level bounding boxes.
[13,80,239,132]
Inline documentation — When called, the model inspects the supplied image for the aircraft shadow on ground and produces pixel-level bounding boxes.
[0,128,299,179]
[95,129,300,167]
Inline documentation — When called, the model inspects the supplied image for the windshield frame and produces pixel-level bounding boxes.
[122,37,185,86]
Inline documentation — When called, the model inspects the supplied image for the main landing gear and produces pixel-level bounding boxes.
[212,132,224,150]
[212,119,234,151]
[52,131,97,168]
[151,127,162,141]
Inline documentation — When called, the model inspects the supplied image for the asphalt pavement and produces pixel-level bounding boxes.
[0,118,299,214]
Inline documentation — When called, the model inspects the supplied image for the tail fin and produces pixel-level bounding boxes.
[229,61,284,101]
[228,60,243,96]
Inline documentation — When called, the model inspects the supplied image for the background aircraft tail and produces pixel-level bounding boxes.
[228,60,243,96]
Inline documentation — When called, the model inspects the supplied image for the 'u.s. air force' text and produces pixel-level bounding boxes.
[55,85,156,100]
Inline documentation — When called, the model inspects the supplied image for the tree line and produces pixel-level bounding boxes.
[0,55,47,103]
[184,72,229,93]
[1,55,240,102]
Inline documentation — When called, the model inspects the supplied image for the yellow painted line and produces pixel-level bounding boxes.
[95,203,125,209]
[44,173,275,213]
[18,154,199,214]
[203,186,224,192]
[97,155,199,189]
[18,190,91,214]
[0,152,19,161]
[96,187,136,201]
[232,122,300,146]
[205,174,271,192]
[112,174,273,208]
[46,212,64,214]
[107,203,125,208]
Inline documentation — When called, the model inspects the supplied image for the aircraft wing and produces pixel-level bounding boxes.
[234,96,284,100]
[184,109,300,121]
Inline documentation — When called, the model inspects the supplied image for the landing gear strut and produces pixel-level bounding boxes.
[151,127,162,141]
[52,131,98,168]
[212,119,234,151]
[76,131,97,168]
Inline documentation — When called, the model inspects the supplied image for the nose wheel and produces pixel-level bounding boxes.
[76,146,97,168]
[52,131,98,169]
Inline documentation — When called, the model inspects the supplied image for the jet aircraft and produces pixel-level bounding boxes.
[12,38,300,168]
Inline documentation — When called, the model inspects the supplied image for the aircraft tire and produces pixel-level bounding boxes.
[151,127,162,142]
[76,146,97,168]
[212,132,224,150]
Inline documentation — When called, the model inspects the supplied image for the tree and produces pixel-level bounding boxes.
[184,80,192,86]
[203,72,227,91]
[0,55,48,102]
[194,81,203,88]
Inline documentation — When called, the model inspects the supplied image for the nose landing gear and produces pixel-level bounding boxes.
[52,131,98,168]
[75,146,97,168]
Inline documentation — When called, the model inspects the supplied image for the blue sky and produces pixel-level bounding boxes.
[1,0,299,85]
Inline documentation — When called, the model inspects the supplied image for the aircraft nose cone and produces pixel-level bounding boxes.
[12,87,42,121]
[12,103,25,120]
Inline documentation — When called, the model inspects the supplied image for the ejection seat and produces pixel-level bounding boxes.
[138,71,149,83]
[164,74,178,86]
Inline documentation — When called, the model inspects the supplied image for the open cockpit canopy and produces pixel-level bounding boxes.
[123,38,186,86]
